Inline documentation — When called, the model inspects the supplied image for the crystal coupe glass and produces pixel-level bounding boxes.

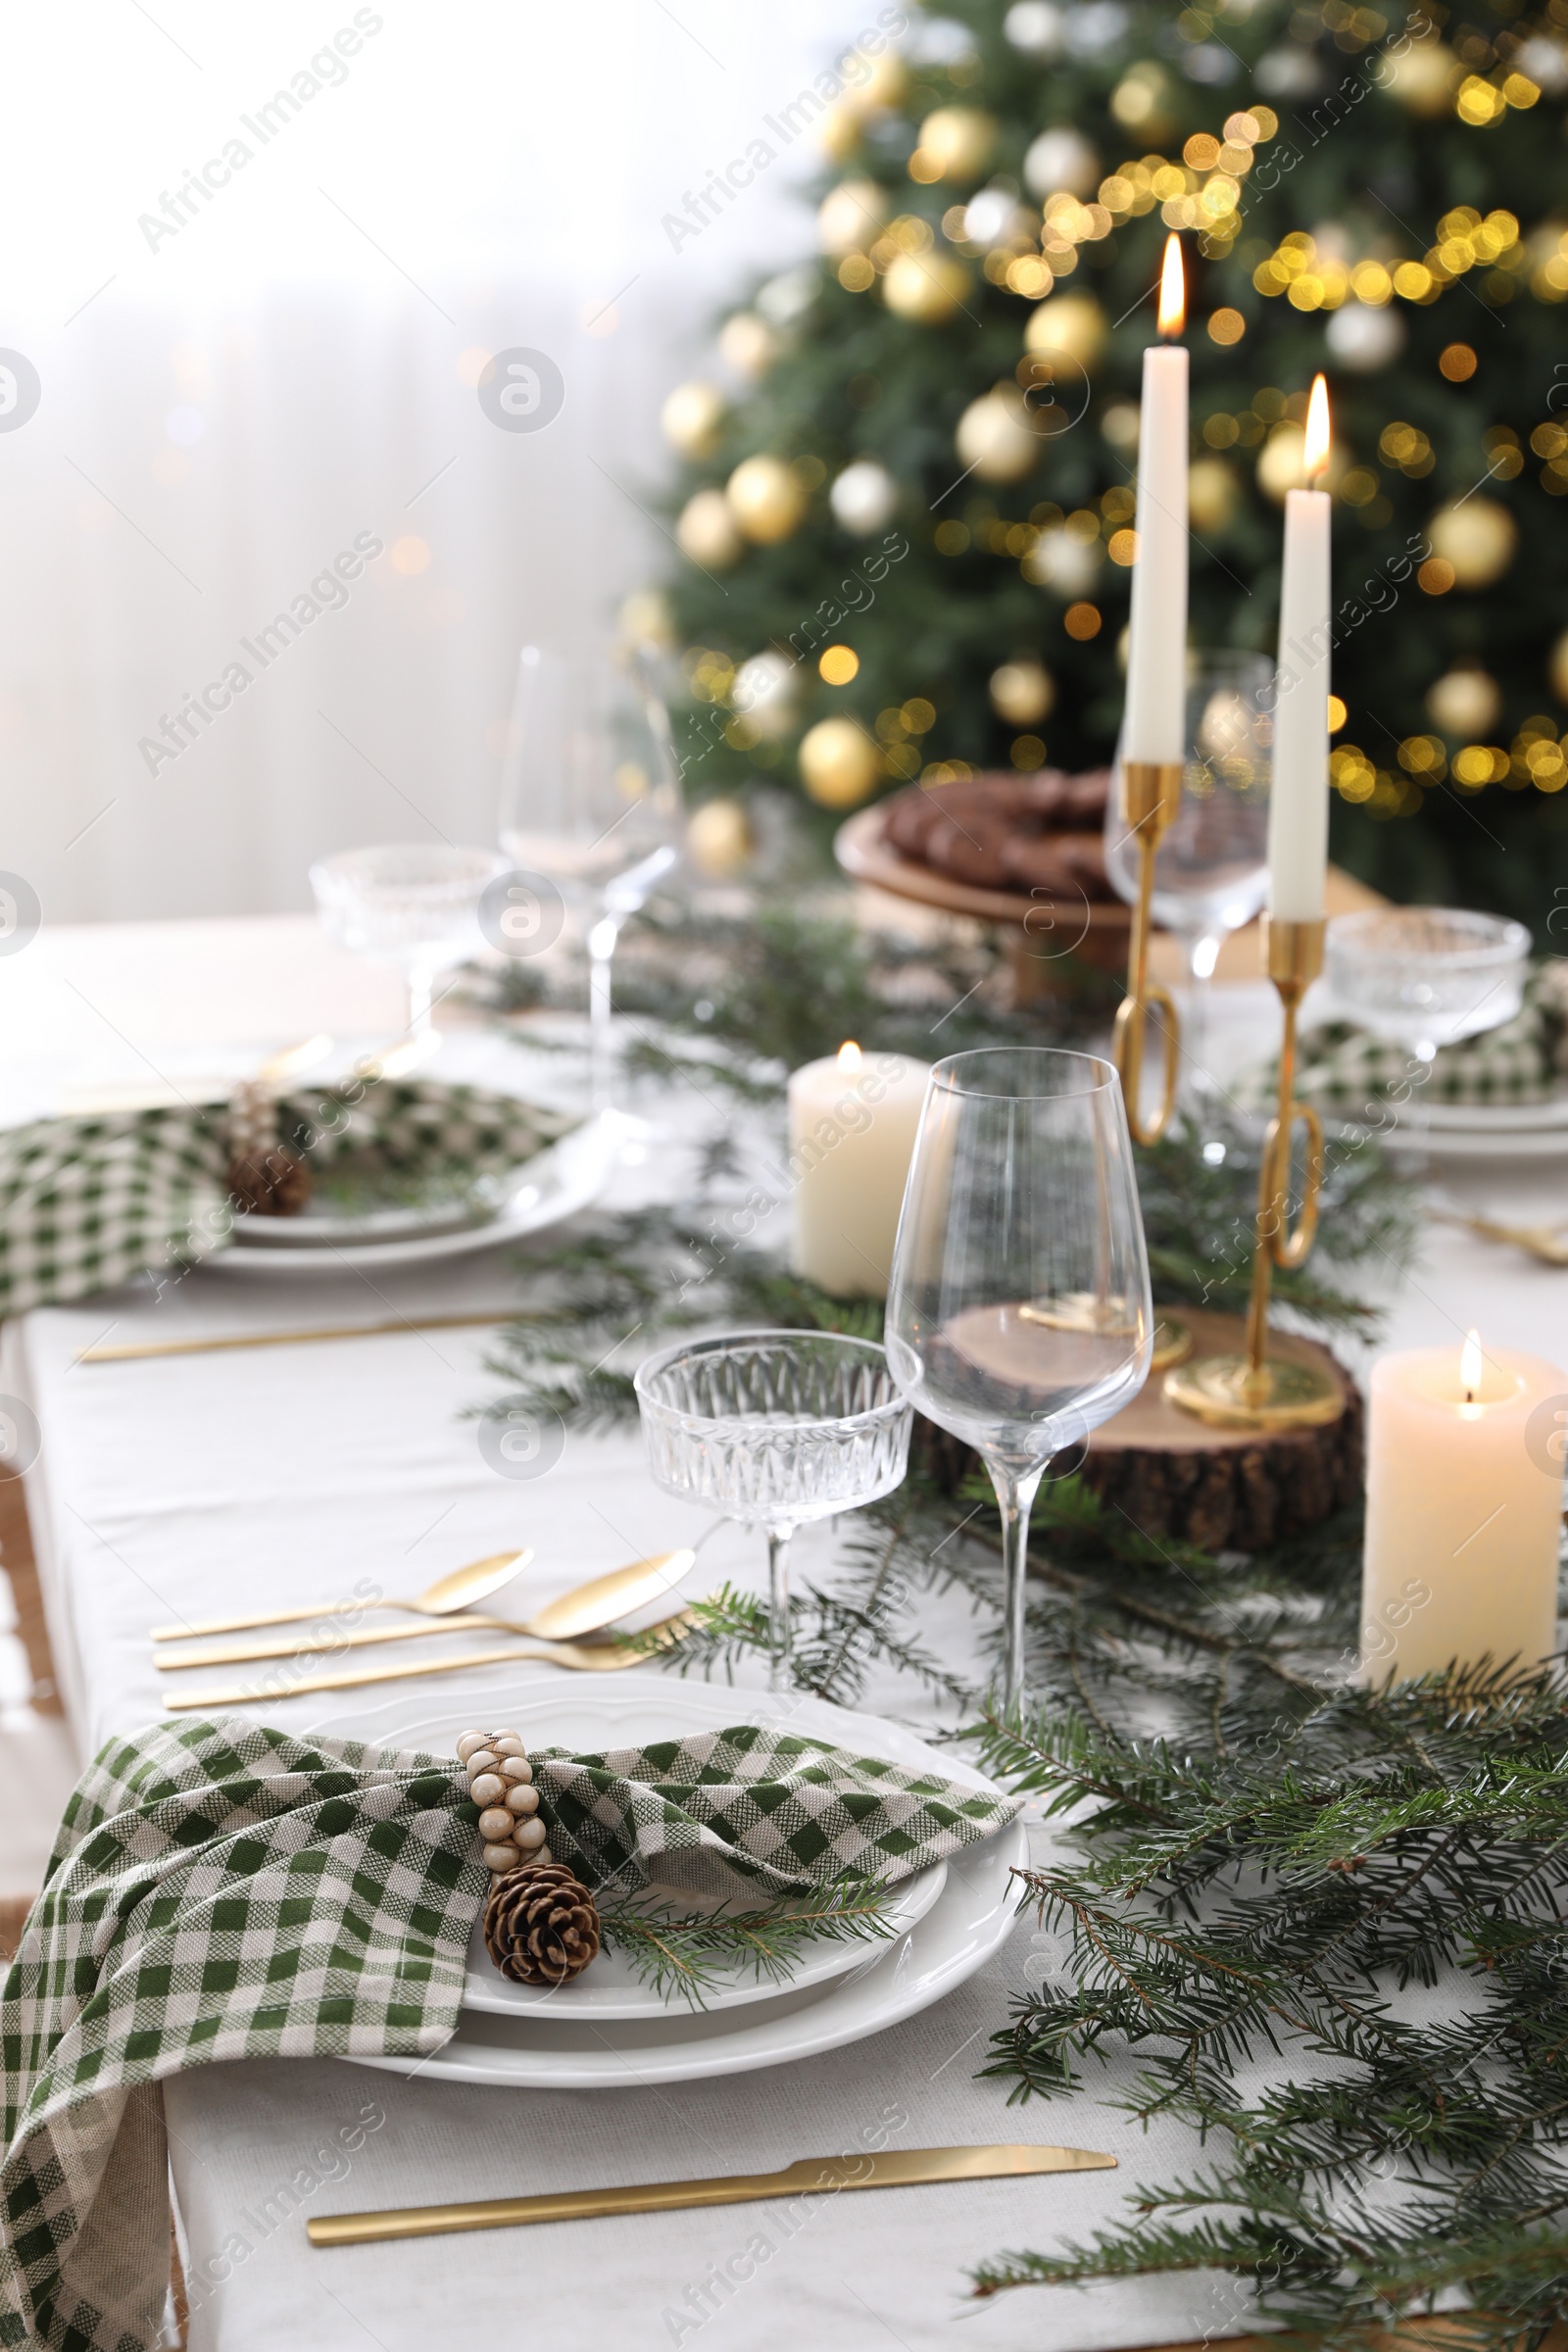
[886,1049,1152,1711]
[309,843,508,1038]
[635,1331,912,1688]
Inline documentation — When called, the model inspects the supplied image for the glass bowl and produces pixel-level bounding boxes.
[1324,906,1531,1059]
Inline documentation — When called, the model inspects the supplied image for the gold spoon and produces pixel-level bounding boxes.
[1431,1207,1568,1267]
[163,1613,694,1711]
[150,1542,703,1649]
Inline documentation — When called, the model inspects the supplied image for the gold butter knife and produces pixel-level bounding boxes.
[155,1616,590,1672]
[163,1615,693,1711]
[78,1312,524,1365]
[308,2143,1116,2246]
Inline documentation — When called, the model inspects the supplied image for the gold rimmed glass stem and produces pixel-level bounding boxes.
[1111,760,1183,1146]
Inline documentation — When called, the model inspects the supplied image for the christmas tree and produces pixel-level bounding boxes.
[649,0,1568,936]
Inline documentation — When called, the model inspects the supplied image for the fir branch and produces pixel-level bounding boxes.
[597,1880,900,2009]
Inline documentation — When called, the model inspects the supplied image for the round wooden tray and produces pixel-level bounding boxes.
[911,1311,1361,1554]
[834,804,1136,974]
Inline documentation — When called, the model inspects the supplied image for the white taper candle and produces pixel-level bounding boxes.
[1122,236,1189,765]
[1266,376,1333,922]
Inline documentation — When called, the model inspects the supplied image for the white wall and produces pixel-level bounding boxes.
[0,0,876,921]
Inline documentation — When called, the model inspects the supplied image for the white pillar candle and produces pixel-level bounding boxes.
[1122,235,1189,765]
[1360,1332,1565,1683]
[1267,374,1332,922]
[786,1045,930,1299]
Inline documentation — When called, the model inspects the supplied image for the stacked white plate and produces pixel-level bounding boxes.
[1400,1090,1568,1161]
[309,1674,1027,2088]
[216,1113,623,1274]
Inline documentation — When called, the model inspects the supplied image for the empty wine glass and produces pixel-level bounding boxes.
[886,1049,1152,1711]
[1105,651,1272,1138]
[309,843,508,1040]
[634,1331,912,1689]
[1325,906,1531,1153]
[499,641,681,1104]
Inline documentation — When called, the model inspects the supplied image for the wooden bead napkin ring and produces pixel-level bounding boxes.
[456,1729,554,1876]
[458,1729,603,1988]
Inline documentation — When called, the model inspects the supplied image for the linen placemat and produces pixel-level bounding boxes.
[0,1077,574,1316]
[1,1715,1020,2352]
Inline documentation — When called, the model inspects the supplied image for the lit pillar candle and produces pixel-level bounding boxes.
[786,1044,930,1299]
[1360,1330,1565,1682]
[1267,373,1332,921]
[1122,233,1189,764]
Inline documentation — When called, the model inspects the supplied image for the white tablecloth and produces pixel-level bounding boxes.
[5,924,1565,2352]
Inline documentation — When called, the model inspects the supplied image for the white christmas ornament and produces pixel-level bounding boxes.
[963,185,1035,248]
[1325,303,1406,371]
[1004,2,1063,56]
[731,652,798,739]
[1022,530,1101,596]
[718,313,780,379]
[1023,127,1100,198]
[830,460,900,534]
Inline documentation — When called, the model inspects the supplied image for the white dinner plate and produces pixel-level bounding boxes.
[209,1115,621,1274]
[1418,1091,1568,1135]
[308,1675,1026,2087]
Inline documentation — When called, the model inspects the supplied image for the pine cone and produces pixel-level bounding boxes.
[227,1147,312,1218]
[483,1862,601,1987]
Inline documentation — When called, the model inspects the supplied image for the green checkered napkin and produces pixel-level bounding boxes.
[1234,956,1568,1117]
[0,1077,575,1317]
[1,1714,1019,2352]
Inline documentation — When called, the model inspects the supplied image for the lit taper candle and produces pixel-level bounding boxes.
[1267,374,1332,921]
[1122,234,1189,764]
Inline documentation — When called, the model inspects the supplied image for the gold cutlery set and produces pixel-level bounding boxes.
[154,1543,702,1710]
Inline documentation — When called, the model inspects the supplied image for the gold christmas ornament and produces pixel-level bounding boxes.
[956,387,1041,482]
[989,660,1054,726]
[661,380,725,459]
[1383,38,1457,113]
[1109,63,1175,136]
[687,797,756,878]
[883,250,971,322]
[718,311,781,379]
[818,178,889,257]
[1427,497,1517,588]
[913,106,998,183]
[1550,630,1568,705]
[676,489,744,569]
[618,589,676,650]
[799,715,883,808]
[726,454,808,544]
[1188,456,1240,533]
[848,48,908,114]
[1427,668,1501,736]
[1023,292,1107,369]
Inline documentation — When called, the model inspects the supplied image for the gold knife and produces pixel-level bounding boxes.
[77,1312,523,1365]
[154,1616,590,1672]
[308,2143,1116,2246]
[163,1616,693,1710]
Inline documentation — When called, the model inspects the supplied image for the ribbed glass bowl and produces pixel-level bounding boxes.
[1324,906,1531,1055]
[634,1331,912,1536]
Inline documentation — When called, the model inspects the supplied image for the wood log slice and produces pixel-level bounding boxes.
[909,1310,1360,1555]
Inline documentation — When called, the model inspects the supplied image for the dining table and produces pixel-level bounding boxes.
[1,908,1561,2352]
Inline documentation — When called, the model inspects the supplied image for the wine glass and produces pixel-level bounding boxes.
[309,843,508,1041]
[499,640,682,1105]
[634,1331,912,1689]
[886,1049,1152,1711]
[1105,651,1272,1141]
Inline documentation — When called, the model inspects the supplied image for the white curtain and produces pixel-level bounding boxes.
[0,0,873,921]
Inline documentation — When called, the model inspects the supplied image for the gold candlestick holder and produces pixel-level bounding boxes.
[1111,760,1183,1146]
[1163,914,1345,1431]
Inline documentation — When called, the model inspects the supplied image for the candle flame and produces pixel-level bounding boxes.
[837,1041,862,1072]
[1156,234,1185,338]
[1303,373,1331,483]
[1460,1327,1483,1403]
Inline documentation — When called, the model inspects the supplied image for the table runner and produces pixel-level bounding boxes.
[1,1717,1018,2352]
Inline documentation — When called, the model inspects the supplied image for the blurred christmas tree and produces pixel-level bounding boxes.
[649,0,1568,935]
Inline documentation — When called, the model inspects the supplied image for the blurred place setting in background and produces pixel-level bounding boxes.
[2,8,1568,2352]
